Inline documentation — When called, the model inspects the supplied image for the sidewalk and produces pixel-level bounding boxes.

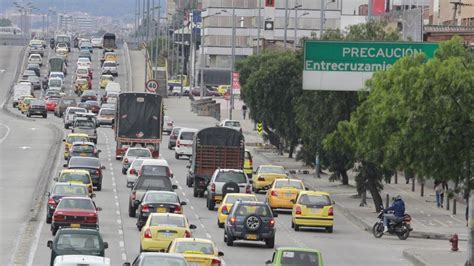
[129,49,146,92]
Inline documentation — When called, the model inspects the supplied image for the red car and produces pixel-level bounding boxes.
[85,100,100,113]
[88,68,93,80]
[51,197,101,235]
[45,98,59,112]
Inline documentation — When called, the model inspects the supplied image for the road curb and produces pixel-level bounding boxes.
[402,249,429,266]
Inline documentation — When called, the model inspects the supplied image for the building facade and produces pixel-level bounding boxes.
[429,0,474,26]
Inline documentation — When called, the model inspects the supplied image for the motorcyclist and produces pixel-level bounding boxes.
[383,195,405,232]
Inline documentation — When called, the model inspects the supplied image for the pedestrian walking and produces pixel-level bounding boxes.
[242,104,247,120]
[440,181,448,207]
[434,181,444,208]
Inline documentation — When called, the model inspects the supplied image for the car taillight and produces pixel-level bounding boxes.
[141,204,150,213]
[65,146,69,152]
[96,169,101,176]
[48,198,56,205]
[166,167,171,177]
[222,205,228,214]
[86,215,97,223]
[211,258,221,266]
[130,168,136,175]
[174,205,182,214]
[144,228,152,238]
[269,219,275,227]
[131,191,136,200]
[246,185,251,194]
[185,230,192,238]
[271,190,278,197]
[328,206,334,216]
[53,214,64,221]
[230,217,236,225]
[176,140,180,147]
[124,158,128,163]
[152,150,159,158]
[211,183,216,192]
[295,205,302,215]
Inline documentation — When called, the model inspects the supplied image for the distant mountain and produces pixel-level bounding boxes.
[3,0,166,17]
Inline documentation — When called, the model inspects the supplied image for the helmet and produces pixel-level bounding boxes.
[394,195,402,201]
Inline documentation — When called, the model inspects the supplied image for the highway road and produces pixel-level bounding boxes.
[0,43,450,266]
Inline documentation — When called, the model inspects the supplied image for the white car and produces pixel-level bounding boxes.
[121,147,152,174]
[91,38,103,48]
[48,77,64,91]
[174,128,198,159]
[126,157,145,187]
[75,67,90,80]
[53,255,110,266]
[219,119,242,133]
[55,43,68,54]
[101,61,118,76]
[63,107,87,129]
[28,54,43,66]
[163,116,174,134]
[77,58,91,69]
[49,72,65,81]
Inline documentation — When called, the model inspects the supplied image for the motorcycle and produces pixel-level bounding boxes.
[372,208,412,240]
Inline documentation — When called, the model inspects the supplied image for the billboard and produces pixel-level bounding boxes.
[303,41,439,91]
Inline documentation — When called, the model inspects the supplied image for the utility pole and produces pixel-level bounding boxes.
[155,7,161,81]
[230,5,236,120]
[284,0,288,48]
[293,3,301,50]
[256,0,261,54]
[320,0,325,39]
[189,11,194,90]
[179,5,185,99]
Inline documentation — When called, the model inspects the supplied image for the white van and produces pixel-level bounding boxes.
[174,128,198,159]
[54,255,110,266]
[12,83,32,107]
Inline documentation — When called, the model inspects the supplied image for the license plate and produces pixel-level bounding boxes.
[246,234,257,240]
[157,208,167,213]
[161,232,174,238]
[285,193,293,197]
[80,153,87,156]
[310,208,320,214]
[70,224,81,228]
[214,195,222,201]
[188,263,200,266]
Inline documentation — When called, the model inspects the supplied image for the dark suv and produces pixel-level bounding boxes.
[27,100,47,118]
[224,200,277,248]
[65,157,105,191]
[47,228,108,266]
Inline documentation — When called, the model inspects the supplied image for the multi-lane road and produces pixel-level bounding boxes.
[0,44,449,266]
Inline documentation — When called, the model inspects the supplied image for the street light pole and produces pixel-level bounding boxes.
[293,3,302,50]
[284,0,288,48]
[179,5,185,99]
[295,11,309,50]
[256,0,261,54]
[320,0,325,39]
[230,6,236,120]
[200,12,221,99]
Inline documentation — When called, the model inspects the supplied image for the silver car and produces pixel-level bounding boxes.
[121,147,152,174]
[101,61,118,77]
[206,169,252,211]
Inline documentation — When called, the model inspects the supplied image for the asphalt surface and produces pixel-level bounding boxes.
[0,44,451,266]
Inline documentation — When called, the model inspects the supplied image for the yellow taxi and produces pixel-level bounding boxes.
[252,165,288,192]
[244,149,253,179]
[99,74,114,89]
[74,78,89,94]
[217,85,230,96]
[17,95,33,110]
[168,74,189,87]
[266,178,305,210]
[217,193,257,228]
[168,238,224,266]
[291,191,334,233]
[140,213,196,252]
[56,169,94,195]
[63,133,90,160]
[19,97,35,113]
[103,52,118,62]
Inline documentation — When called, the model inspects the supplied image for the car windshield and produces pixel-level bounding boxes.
[174,242,214,255]
[74,120,95,128]
[280,250,320,265]
[274,180,303,189]
[100,109,114,115]
[141,257,186,266]
[72,144,94,153]
[150,215,185,227]
[57,198,94,210]
[56,233,101,251]
[60,173,90,184]
[180,132,195,140]
[225,195,256,204]
[50,74,63,79]
[69,108,86,115]
[77,69,88,74]
[235,204,271,217]
[298,194,331,207]
[67,136,89,143]
[49,79,62,87]
[127,149,151,157]
[69,157,100,168]
[102,76,113,81]
[224,121,240,127]
[141,165,168,176]
[259,166,286,174]
[53,185,87,195]
[137,177,171,190]
[215,172,247,183]
[145,193,178,203]
[103,62,115,67]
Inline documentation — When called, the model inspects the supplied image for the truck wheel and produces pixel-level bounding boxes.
[96,183,102,191]
[46,213,52,224]
[193,186,198,197]
[225,232,234,246]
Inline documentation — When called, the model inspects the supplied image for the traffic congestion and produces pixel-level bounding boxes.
[9,32,332,266]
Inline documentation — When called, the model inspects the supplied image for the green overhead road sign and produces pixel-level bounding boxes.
[303,41,439,91]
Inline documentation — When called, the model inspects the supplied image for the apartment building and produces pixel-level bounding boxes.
[429,0,474,26]
[199,0,342,86]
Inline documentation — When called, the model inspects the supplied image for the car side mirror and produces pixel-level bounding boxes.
[172,184,178,190]
[101,166,106,170]
[186,165,190,169]
[47,240,53,248]
[189,224,197,230]
[222,209,229,215]
[63,163,68,168]
[123,263,131,266]
[103,242,108,249]
[290,199,296,204]
[96,207,102,211]
[134,200,141,206]
[273,212,278,218]
[180,201,187,206]
[91,193,96,198]
[46,192,51,196]
[62,139,66,142]
[265,259,272,265]
[98,150,102,153]
[218,251,224,256]
[53,177,58,181]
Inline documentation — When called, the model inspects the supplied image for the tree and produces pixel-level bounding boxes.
[237,51,302,157]
[0,18,12,27]
[295,21,400,185]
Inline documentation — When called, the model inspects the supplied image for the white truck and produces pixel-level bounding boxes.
[12,83,32,108]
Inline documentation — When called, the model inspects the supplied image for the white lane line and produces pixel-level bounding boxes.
[0,123,11,144]
[122,253,127,260]
[119,241,124,248]
[119,229,123,235]
[200,223,205,228]
[190,206,194,210]
[117,219,122,224]
[195,214,199,219]
[206,233,212,239]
